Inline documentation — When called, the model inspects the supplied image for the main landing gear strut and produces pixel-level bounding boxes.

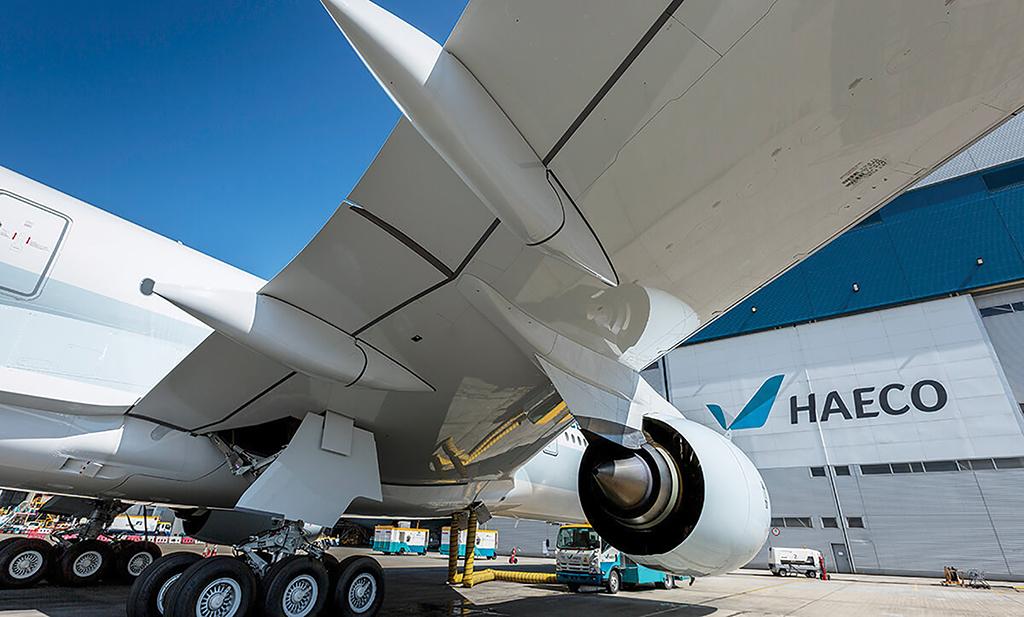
[0,499,162,589]
[128,520,385,617]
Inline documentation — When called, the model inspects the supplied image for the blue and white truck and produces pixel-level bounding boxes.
[555,524,681,594]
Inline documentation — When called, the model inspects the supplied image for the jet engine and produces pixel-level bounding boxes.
[578,413,770,576]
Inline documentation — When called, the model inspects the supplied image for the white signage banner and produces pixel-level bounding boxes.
[667,296,1024,468]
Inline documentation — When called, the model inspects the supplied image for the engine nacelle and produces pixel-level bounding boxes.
[578,413,769,576]
[178,508,324,546]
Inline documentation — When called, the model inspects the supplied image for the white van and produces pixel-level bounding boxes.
[769,547,822,577]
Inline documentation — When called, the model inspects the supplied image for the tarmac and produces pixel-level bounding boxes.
[1,546,1022,617]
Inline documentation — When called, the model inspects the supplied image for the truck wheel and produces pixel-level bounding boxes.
[0,538,52,588]
[566,583,580,593]
[658,576,676,589]
[805,570,817,578]
[605,569,620,595]
[779,568,788,577]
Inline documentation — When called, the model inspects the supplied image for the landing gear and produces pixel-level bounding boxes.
[132,520,384,617]
[0,538,53,588]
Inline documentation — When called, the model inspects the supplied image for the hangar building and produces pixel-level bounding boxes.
[643,115,1024,579]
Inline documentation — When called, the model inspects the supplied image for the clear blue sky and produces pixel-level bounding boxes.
[0,0,467,279]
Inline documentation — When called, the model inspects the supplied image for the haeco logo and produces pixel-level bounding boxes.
[706,375,948,429]
[706,375,785,430]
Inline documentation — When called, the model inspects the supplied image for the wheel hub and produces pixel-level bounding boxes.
[9,550,43,579]
[282,574,317,617]
[73,550,103,578]
[128,551,153,577]
[197,577,241,617]
[348,573,376,613]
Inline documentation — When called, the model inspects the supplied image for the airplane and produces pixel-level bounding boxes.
[3,0,1024,616]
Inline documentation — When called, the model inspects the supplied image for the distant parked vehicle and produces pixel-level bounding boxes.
[769,547,822,577]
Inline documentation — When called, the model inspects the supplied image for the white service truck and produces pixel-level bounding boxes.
[769,547,822,577]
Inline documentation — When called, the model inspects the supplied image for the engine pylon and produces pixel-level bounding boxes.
[320,0,617,285]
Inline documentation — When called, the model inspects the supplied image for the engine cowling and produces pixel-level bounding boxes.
[578,413,770,576]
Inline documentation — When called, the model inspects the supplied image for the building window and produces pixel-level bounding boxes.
[890,462,912,474]
[923,460,958,472]
[861,464,891,475]
[847,517,865,529]
[771,517,813,529]
[910,462,925,473]
[833,465,851,476]
[810,466,826,477]
[970,458,996,470]
[994,456,1024,469]
[822,517,839,528]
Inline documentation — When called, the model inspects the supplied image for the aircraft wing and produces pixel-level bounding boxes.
[130,0,1024,484]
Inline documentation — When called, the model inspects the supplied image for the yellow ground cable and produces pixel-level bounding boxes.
[462,510,478,587]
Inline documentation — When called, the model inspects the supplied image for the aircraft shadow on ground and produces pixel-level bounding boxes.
[0,565,716,617]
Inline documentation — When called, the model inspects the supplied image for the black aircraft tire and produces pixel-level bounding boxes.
[0,538,53,588]
[127,552,202,617]
[332,556,385,617]
[258,555,330,617]
[115,541,163,583]
[165,556,257,617]
[54,539,113,586]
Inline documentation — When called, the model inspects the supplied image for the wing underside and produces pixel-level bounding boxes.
[130,0,1024,485]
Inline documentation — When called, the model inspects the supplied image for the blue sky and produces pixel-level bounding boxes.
[0,0,467,279]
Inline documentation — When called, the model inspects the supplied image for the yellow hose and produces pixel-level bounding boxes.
[452,569,558,585]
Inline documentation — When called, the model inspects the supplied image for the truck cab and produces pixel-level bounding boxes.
[555,524,679,594]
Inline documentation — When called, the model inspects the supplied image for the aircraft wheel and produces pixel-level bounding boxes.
[54,539,113,586]
[259,555,329,617]
[332,556,384,617]
[605,569,620,595]
[115,541,163,583]
[0,538,53,588]
[165,556,257,617]
[127,552,202,617]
